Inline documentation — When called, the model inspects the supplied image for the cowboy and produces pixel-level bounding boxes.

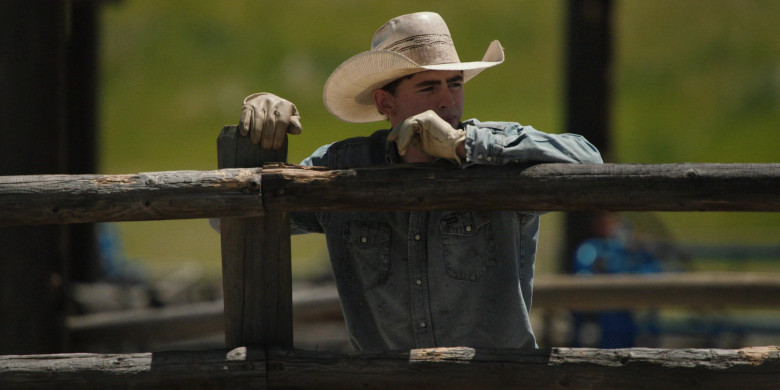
[237,12,602,351]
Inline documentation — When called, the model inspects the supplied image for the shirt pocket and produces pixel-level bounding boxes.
[343,221,392,291]
[439,211,497,281]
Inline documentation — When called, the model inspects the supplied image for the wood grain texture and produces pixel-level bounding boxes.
[1,163,778,226]
[217,126,292,349]
[0,347,267,389]
[261,162,780,212]
[3,346,778,389]
[0,168,264,226]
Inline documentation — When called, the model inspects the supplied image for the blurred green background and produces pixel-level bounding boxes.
[98,0,779,282]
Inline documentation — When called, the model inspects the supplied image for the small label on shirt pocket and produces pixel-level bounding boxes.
[343,221,392,291]
[440,211,497,281]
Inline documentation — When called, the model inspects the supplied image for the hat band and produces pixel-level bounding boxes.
[379,33,454,53]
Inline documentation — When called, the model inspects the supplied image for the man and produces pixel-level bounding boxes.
[236,12,602,351]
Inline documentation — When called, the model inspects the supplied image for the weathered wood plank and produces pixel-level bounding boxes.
[0,347,267,389]
[66,301,226,349]
[65,273,780,349]
[65,286,345,351]
[218,125,293,349]
[0,168,264,225]
[533,272,780,310]
[262,163,780,212]
[0,163,778,226]
[2,346,778,389]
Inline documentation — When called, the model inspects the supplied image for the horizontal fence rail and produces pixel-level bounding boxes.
[1,163,778,226]
[0,168,265,225]
[65,272,780,348]
[262,163,780,213]
[2,346,779,390]
[532,272,780,310]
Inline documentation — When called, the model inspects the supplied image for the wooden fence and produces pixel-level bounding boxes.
[1,126,779,388]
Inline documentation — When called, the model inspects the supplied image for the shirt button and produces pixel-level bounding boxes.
[416,279,422,286]
[414,234,421,241]
[419,321,427,328]
[465,225,472,232]
[486,156,493,162]
[361,237,367,243]
[477,153,484,160]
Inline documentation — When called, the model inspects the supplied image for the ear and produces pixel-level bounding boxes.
[372,88,395,118]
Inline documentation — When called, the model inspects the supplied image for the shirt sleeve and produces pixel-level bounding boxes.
[460,119,603,167]
[300,143,333,167]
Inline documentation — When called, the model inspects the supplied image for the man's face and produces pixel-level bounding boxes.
[386,70,465,128]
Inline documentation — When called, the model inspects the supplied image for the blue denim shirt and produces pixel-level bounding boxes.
[291,118,602,351]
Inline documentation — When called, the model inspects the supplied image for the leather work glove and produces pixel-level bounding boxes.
[239,92,302,149]
[388,110,466,165]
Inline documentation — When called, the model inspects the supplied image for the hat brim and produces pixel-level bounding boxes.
[323,40,504,123]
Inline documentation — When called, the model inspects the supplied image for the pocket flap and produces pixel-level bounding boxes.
[344,221,391,246]
[439,211,491,236]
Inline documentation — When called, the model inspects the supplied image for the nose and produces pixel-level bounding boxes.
[437,87,455,109]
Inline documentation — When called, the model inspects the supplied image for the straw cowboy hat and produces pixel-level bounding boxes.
[323,11,505,123]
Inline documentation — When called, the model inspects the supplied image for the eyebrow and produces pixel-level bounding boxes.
[413,74,464,89]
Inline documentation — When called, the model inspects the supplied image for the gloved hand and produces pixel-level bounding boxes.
[387,110,466,165]
[239,92,302,149]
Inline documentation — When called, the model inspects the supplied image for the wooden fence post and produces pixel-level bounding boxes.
[563,0,613,275]
[217,126,292,349]
[0,0,69,354]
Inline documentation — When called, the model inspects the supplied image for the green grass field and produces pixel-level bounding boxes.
[98,0,779,281]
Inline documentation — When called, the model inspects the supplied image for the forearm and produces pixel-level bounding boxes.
[461,120,603,166]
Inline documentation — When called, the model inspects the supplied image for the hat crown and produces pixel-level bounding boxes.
[371,12,461,66]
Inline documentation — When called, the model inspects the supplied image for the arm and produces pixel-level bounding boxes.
[211,93,305,233]
[459,119,603,166]
[389,111,601,167]
[240,92,323,233]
